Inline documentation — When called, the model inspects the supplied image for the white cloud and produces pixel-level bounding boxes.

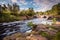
[10,0,60,12]
[33,0,60,12]
[0,1,7,5]
[11,0,17,3]
[19,0,28,5]
[20,7,28,10]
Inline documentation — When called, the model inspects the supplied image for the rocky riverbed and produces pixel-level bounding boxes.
[0,18,53,40]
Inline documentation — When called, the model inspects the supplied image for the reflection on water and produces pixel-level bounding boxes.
[0,18,53,36]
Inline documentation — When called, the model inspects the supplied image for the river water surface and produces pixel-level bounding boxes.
[0,18,53,36]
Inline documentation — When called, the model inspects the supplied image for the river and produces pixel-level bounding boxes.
[0,18,53,36]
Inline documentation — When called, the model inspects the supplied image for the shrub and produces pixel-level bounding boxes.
[53,32,60,40]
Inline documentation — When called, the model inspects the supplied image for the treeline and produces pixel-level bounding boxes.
[0,3,60,23]
[37,3,60,16]
[0,3,35,23]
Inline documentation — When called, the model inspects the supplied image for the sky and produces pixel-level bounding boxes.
[0,0,60,12]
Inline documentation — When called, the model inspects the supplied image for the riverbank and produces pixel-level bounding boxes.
[0,17,60,40]
[56,21,60,24]
[3,24,60,40]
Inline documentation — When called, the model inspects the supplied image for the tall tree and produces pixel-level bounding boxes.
[27,8,35,16]
[12,3,20,16]
[52,3,60,15]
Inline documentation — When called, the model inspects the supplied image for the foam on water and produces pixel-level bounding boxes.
[1,18,53,36]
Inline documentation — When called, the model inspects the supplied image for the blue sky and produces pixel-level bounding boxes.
[0,0,60,12]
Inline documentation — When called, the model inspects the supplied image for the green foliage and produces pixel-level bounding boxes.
[0,3,20,22]
[0,3,60,22]
[27,8,35,16]
[10,3,20,16]
[27,22,34,27]
[39,31,53,40]
[0,3,36,22]
[19,10,26,16]
[48,26,56,30]
[39,31,49,37]
[53,32,60,40]
[36,12,44,15]
[0,13,11,22]
[52,18,56,24]
[52,3,60,15]
[42,3,60,16]
[27,22,37,30]
[20,8,35,16]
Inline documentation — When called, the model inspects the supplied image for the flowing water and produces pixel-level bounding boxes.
[0,18,53,36]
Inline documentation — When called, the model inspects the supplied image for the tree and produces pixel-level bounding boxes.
[37,12,44,15]
[44,3,60,16]
[12,3,20,16]
[52,3,60,15]
[27,8,35,16]
[19,10,26,16]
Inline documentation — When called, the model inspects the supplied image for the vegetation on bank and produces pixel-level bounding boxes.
[3,25,60,40]
[53,32,60,40]
[52,18,57,24]
[0,3,35,23]
[37,3,60,16]
[27,22,37,30]
[0,3,60,23]
[0,2,60,40]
